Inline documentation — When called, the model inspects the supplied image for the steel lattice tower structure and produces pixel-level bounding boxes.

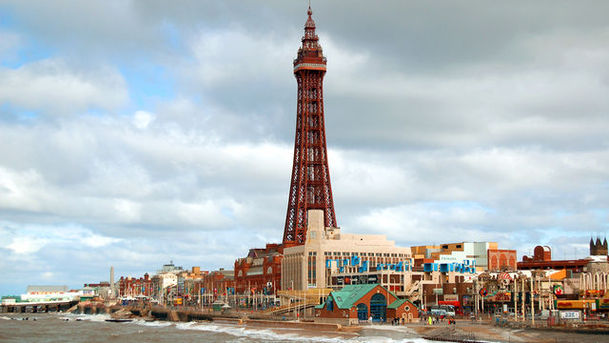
[283,7,337,247]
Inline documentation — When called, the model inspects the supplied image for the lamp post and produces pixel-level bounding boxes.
[513,277,517,322]
[531,274,535,326]
[291,280,295,320]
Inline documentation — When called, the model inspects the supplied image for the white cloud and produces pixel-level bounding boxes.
[133,110,155,129]
[0,167,49,212]
[113,198,142,222]
[0,59,128,114]
[6,236,49,255]
[0,222,121,256]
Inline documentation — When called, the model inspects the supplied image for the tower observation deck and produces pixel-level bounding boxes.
[283,7,337,247]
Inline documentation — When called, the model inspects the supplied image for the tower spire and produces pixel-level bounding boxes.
[283,7,336,247]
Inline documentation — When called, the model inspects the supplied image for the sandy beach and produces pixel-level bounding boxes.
[404,320,609,343]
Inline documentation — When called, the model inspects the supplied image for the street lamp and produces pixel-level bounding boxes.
[290,280,295,320]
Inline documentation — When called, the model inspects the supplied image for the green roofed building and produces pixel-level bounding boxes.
[314,284,419,325]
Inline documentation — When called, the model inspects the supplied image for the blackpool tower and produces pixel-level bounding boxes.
[282,6,337,247]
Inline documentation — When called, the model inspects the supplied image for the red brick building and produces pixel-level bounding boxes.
[118,273,152,297]
[234,243,282,295]
[518,245,588,271]
[315,284,419,325]
[196,268,234,302]
[487,249,517,271]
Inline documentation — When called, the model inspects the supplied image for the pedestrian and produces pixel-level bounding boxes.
[428,315,432,325]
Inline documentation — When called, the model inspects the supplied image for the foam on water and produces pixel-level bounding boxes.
[172,321,438,343]
[43,313,469,343]
[59,313,111,322]
[132,319,173,328]
[174,321,350,342]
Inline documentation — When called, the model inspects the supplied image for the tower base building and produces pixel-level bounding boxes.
[281,210,412,291]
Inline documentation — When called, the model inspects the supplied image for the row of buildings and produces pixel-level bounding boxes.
[71,209,608,324]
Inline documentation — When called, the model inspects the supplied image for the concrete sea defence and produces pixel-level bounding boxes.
[67,303,357,333]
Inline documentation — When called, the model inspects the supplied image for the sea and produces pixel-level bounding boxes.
[0,313,450,343]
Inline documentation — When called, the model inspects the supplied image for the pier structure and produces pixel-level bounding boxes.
[0,300,78,313]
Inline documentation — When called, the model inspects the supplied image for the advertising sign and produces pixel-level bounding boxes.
[599,298,609,310]
[444,294,458,301]
[489,292,511,302]
[553,285,564,296]
[559,311,580,320]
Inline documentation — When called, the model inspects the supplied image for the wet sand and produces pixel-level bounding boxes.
[408,321,609,343]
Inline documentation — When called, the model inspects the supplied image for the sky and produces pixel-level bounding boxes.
[0,0,608,295]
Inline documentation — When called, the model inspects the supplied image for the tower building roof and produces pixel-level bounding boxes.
[305,6,315,29]
[294,5,326,71]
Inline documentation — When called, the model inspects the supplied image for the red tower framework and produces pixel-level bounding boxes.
[283,7,337,247]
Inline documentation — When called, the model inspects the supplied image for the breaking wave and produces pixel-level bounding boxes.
[59,313,111,322]
[172,321,436,343]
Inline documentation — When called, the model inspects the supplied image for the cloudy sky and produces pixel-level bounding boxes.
[1,0,608,295]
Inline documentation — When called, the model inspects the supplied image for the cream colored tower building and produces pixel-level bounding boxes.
[281,210,412,291]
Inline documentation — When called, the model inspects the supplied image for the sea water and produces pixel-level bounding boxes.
[0,313,454,343]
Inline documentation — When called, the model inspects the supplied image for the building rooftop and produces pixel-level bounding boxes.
[327,284,398,309]
[26,285,68,293]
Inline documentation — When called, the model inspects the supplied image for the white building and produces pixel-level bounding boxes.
[20,285,81,303]
[281,210,412,291]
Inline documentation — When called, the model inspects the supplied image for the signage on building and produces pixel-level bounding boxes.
[444,294,458,301]
[423,260,476,274]
[553,285,564,296]
[559,311,580,320]
[488,292,511,302]
[600,298,609,310]
[326,256,412,273]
